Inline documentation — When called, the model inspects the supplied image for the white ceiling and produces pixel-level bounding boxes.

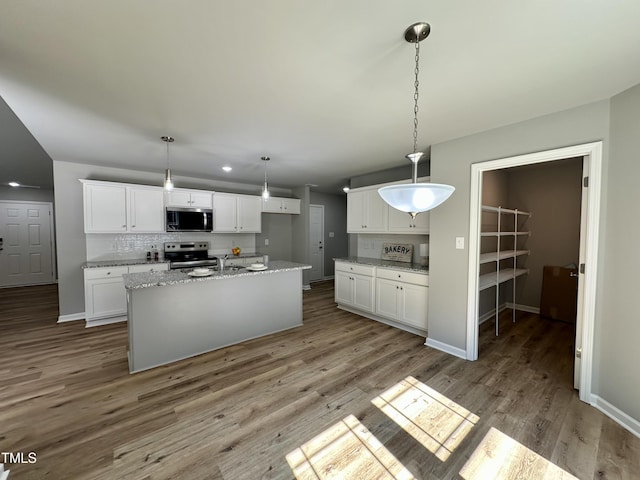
[1,1,639,193]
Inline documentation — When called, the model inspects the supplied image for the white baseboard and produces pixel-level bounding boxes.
[591,395,640,439]
[57,312,85,323]
[507,302,540,314]
[424,338,467,360]
[85,315,127,328]
[478,303,540,325]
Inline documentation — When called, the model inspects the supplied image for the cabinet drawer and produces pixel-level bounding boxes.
[84,266,129,280]
[376,268,428,286]
[335,261,375,276]
[128,263,169,273]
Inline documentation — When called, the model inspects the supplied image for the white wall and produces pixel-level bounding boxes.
[600,83,640,422]
[428,99,609,352]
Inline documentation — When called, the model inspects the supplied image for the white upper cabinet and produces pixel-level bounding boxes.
[82,180,164,234]
[388,206,429,234]
[347,188,388,233]
[165,188,213,209]
[213,193,261,233]
[262,197,301,214]
[128,187,165,233]
[347,179,431,234]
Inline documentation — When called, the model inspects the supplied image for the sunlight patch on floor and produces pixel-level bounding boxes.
[371,376,479,462]
[286,414,414,479]
[459,427,578,479]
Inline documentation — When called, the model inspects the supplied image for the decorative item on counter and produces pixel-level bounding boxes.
[381,243,413,263]
[146,251,152,261]
[263,254,269,266]
[232,247,241,256]
[419,243,428,267]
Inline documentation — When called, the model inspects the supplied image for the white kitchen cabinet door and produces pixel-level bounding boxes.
[129,187,165,233]
[375,278,400,319]
[347,190,367,232]
[399,282,428,329]
[165,189,213,209]
[84,266,129,320]
[83,183,128,233]
[189,191,213,208]
[164,189,192,208]
[347,189,388,233]
[237,195,261,232]
[388,206,429,233]
[212,193,238,232]
[352,274,375,312]
[335,271,353,305]
[263,197,301,214]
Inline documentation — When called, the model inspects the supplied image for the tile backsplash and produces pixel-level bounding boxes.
[86,233,257,261]
[356,233,429,264]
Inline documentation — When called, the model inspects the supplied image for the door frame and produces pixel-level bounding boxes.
[309,204,325,282]
[465,141,602,404]
[0,200,56,287]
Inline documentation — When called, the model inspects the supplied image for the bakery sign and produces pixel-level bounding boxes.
[381,243,413,263]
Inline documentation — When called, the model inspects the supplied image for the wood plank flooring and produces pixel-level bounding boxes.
[1,281,639,479]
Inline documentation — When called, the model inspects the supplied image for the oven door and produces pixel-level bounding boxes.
[166,208,213,232]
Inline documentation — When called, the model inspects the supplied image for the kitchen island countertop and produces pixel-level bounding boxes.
[123,260,310,290]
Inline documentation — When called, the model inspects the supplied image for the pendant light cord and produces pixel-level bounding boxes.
[412,39,420,156]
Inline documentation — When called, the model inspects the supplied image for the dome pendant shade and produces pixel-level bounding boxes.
[378,183,455,218]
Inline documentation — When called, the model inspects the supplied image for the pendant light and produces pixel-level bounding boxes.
[261,156,270,201]
[378,22,455,219]
[162,135,175,191]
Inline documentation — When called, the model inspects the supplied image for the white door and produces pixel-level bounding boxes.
[309,205,324,282]
[0,201,54,287]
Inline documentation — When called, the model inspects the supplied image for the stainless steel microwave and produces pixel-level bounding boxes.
[165,207,213,232]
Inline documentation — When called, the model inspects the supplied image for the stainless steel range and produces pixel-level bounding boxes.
[164,241,218,270]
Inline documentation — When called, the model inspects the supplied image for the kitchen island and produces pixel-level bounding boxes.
[123,260,311,373]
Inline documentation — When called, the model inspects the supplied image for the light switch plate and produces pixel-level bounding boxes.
[329,232,334,238]
[264,238,269,246]
[456,237,465,249]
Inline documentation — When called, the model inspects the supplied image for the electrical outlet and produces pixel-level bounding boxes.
[456,237,465,250]
[264,238,269,246]
[329,232,334,238]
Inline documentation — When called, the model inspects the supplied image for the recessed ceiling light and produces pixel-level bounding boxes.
[342,186,350,193]
[222,166,232,172]
[9,181,20,187]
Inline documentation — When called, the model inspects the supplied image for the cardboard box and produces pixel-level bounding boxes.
[540,266,578,322]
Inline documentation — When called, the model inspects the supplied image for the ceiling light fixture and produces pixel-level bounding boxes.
[378,22,455,219]
[161,135,175,191]
[222,165,232,172]
[343,186,350,193]
[261,156,270,201]
[9,181,20,187]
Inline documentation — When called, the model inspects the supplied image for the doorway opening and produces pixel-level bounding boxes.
[309,204,324,283]
[466,142,602,404]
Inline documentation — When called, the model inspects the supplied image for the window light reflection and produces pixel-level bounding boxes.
[371,376,479,462]
[459,427,579,479]
[286,414,415,480]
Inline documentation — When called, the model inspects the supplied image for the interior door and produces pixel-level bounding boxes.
[0,201,54,287]
[309,204,324,282]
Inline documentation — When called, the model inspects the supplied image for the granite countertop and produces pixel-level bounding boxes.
[123,260,311,290]
[83,259,171,269]
[334,256,428,274]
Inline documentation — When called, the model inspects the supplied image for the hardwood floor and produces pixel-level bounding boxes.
[1,281,638,479]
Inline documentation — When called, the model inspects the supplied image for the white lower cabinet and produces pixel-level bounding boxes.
[84,263,168,326]
[334,262,375,312]
[335,261,428,334]
[375,268,428,330]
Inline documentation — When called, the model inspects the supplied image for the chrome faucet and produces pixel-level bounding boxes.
[216,254,228,272]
